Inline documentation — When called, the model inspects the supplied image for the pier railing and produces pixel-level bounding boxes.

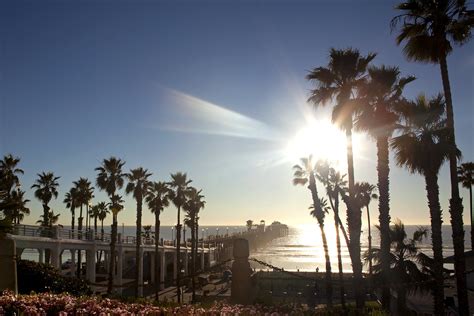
[10,224,289,250]
[11,224,238,248]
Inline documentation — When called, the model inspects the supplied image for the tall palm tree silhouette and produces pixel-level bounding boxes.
[169,172,192,303]
[355,65,414,307]
[95,157,125,294]
[293,156,333,306]
[306,48,376,308]
[392,2,474,311]
[391,94,459,314]
[184,186,205,303]
[146,181,171,301]
[125,167,152,297]
[354,182,378,278]
[64,187,79,232]
[73,177,94,277]
[97,202,110,241]
[31,171,60,264]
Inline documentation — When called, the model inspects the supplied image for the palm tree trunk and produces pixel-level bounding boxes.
[71,207,75,232]
[135,198,142,297]
[195,220,199,266]
[366,206,372,277]
[176,206,182,303]
[425,171,445,314]
[85,205,89,231]
[470,185,473,250]
[328,191,350,248]
[101,220,104,241]
[77,204,83,278]
[345,128,364,309]
[319,222,333,307]
[376,136,391,310]
[191,220,196,302]
[42,204,50,228]
[107,213,117,295]
[308,173,332,306]
[439,54,468,315]
[42,203,51,266]
[334,195,346,308]
[154,214,161,301]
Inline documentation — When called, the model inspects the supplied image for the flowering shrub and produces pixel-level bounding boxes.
[0,291,385,315]
[0,291,318,315]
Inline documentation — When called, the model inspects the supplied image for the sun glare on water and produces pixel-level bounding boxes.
[285,119,348,165]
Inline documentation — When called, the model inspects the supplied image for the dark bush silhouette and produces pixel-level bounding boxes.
[17,259,91,296]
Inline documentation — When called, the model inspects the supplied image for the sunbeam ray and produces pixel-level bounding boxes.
[158,87,284,142]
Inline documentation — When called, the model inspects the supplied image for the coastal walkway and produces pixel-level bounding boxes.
[6,221,289,297]
[9,225,219,296]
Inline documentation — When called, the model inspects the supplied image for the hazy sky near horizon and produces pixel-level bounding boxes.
[1,0,473,228]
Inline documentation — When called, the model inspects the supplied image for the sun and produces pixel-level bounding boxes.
[285,119,348,165]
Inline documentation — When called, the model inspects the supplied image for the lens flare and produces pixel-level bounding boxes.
[285,118,349,166]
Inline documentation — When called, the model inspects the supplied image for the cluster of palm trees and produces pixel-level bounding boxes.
[0,155,206,300]
[294,0,473,313]
[293,157,377,308]
[0,154,30,228]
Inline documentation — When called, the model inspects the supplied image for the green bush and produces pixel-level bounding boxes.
[17,259,91,296]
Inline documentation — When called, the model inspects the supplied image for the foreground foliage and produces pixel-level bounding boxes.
[17,260,91,296]
[0,291,387,316]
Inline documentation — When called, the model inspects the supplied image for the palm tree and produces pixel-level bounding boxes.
[246,220,253,232]
[355,65,414,308]
[64,187,79,232]
[184,186,205,303]
[90,202,107,236]
[74,178,94,234]
[391,94,459,314]
[326,169,349,308]
[0,154,24,194]
[31,172,60,263]
[0,154,25,230]
[391,2,474,312]
[458,162,474,249]
[168,172,192,303]
[293,156,332,306]
[73,177,94,277]
[32,172,60,229]
[306,48,376,309]
[309,197,333,307]
[354,182,378,278]
[316,162,351,308]
[95,157,126,294]
[3,189,30,225]
[366,220,431,314]
[125,167,152,297]
[146,181,171,301]
[97,202,110,240]
[36,209,60,227]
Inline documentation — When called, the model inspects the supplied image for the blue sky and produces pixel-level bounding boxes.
[1,0,473,227]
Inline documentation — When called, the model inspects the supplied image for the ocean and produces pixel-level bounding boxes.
[251,225,472,272]
[19,224,471,272]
